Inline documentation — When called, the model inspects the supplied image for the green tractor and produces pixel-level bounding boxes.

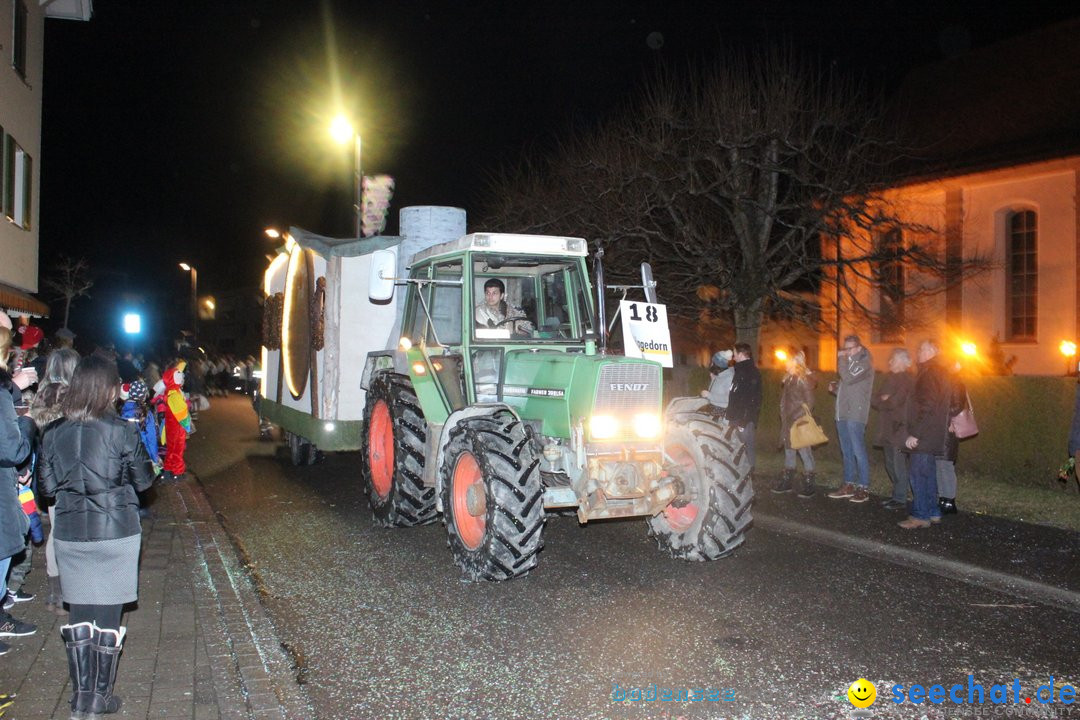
[360,232,753,580]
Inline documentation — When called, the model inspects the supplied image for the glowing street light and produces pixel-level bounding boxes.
[1060,340,1077,376]
[774,348,789,363]
[329,113,361,239]
[960,341,977,358]
[122,313,141,335]
[264,227,281,239]
[329,114,354,145]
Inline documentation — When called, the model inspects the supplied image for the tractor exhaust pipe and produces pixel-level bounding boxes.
[593,245,607,355]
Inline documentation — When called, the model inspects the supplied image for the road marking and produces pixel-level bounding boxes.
[755,513,1080,614]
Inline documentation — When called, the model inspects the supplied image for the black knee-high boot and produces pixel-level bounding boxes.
[86,625,125,715]
[60,622,95,718]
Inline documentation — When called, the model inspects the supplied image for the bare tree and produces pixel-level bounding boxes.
[481,48,988,348]
[42,255,94,329]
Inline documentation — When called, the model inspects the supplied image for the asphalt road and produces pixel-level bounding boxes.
[185,396,1080,720]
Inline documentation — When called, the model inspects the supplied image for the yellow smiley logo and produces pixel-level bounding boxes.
[847,678,877,708]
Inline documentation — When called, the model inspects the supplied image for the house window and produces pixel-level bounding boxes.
[12,0,27,79]
[2,133,31,229]
[1006,210,1037,341]
[875,228,904,342]
[2,134,13,220]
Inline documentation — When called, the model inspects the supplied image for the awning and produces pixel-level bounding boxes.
[0,283,50,318]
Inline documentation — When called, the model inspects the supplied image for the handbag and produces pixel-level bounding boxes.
[790,403,828,449]
[949,392,978,439]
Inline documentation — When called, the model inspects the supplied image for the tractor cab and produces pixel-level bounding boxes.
[386,233,597,411]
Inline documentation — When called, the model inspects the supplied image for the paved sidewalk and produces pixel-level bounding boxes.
[0,478,312,719]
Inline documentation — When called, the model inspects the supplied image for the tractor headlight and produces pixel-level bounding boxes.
[589,415,619,440]
[633,413,662,439]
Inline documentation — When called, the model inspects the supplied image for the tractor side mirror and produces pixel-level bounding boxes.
[368,249,397,302]
[641,262,658,304]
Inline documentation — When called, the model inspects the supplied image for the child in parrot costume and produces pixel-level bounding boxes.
[159,361,192,480]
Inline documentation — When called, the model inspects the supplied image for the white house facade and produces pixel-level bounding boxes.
[823,156,1080,376]
[0,0,91,318]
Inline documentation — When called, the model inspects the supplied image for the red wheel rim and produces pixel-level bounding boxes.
[369,400,393,499]
[663,442,699,532]
[452,451,485,551]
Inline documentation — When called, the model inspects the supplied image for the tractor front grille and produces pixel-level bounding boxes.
[592,363,662,441]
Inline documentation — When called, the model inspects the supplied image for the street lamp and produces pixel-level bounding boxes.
[178,262,198,338]
[329,113,361,239]
[1060,340,1077,376]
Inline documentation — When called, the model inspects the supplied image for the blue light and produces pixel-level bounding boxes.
[123,313,141,335]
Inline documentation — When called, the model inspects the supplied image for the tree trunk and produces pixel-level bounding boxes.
[733,300,765,354]
[63,296,72,328]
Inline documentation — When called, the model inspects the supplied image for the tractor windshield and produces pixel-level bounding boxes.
[472,255,594,343]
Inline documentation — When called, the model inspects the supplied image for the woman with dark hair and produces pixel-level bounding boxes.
[40,355,155,718]
[29,347,80,613]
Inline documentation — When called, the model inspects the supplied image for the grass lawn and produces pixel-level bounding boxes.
[754,451,1080,532]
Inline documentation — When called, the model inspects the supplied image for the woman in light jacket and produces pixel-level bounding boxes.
[40,355,155,718]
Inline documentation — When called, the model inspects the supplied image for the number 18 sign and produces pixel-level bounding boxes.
[619,300,673,368]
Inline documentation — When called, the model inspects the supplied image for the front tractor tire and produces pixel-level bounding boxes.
[440,407,545,581]
[361,372,436,527]
[648,415,753,561]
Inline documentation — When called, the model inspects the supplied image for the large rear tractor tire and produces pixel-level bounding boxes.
[440,407,544,581]
[648,415,753,560]
[361,372,436,527]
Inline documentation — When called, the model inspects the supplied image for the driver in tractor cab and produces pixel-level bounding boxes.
[475,278,534,336]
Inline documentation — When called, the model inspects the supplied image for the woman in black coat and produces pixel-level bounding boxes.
[0,325,39,651]
[40,355,155,718]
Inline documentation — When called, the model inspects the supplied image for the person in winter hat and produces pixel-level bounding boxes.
[120,379,160,472]
[160,362,192,481]
[701,349,735,412]
[8,324,43,374]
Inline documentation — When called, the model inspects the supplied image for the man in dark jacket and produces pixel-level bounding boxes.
[871,348,915,510]
[727,343,763,474]
[900,339,952,529]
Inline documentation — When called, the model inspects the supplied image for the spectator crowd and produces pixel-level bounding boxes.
[0,313,251,718]
[702,335,971,529]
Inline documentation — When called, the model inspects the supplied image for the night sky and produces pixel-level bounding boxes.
[37,0,1080,348]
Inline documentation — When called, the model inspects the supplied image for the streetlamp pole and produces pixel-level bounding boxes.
[179,263,198,338]
[352,132,362,239]
[330,114,361,239]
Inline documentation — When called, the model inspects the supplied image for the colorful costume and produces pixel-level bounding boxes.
[161,363,192,477]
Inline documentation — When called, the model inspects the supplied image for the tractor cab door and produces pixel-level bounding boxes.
[401,259,468,413]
